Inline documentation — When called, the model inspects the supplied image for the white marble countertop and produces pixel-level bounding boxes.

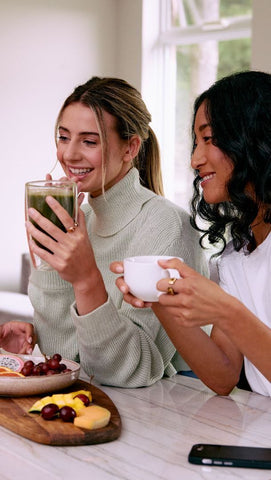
[1,374,271,480]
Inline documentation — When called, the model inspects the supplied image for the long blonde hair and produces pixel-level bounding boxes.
[55,77,164,196]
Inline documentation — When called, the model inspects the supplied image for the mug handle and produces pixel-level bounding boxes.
[165,268,181,279]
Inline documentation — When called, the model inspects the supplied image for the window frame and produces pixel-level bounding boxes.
[141,0,252,202]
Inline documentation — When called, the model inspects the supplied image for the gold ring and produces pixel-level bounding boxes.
[168,277,177,285]
[167,286,175,295]
[66,222,78,233]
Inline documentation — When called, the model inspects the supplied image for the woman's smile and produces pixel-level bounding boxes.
[57,103,132,196]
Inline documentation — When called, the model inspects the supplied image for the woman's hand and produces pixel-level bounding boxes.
[26,184,108,315]
[0,321,36,354]
[155,258,230,328]
[110,261,153,308]
[26,196,96,286]
[111,258,230,328]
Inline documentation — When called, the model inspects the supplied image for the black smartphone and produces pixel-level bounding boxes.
[188,444,271,469]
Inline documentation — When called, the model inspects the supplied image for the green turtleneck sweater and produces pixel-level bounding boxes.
[28,168,208,387]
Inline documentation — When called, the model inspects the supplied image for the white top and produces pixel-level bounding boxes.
[218,234,271,396]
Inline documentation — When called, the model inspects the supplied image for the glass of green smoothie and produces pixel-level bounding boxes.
[25,179,78,270]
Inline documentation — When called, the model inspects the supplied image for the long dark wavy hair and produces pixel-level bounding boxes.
[190,70,271,254]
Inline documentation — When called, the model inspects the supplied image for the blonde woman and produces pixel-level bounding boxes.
[26,77,207,387]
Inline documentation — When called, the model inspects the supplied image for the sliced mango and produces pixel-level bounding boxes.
[65,397,85,414]
[29,396,53,413]
[28,389,92,413]
[74,405,111,430]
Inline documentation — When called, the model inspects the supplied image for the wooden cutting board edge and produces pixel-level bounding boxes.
[0,379,122,446]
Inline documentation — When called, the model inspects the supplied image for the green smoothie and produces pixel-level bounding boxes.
[27,189,75,251]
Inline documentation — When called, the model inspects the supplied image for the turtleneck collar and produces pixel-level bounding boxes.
[87,168,155,237]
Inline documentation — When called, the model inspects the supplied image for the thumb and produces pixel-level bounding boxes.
[77,192,85,207]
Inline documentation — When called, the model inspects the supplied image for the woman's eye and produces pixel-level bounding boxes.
[57,135,69,142]
[83,140,97,146]
[203,136,213,142]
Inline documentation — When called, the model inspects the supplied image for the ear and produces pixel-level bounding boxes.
[123,135,141,163]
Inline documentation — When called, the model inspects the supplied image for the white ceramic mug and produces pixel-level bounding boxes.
[123,255,182,302]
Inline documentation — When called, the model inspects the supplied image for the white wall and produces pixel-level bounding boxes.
[0,0,143,291]
[1,0,271,291]
[251,0,271,72]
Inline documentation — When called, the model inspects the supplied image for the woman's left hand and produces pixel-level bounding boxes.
[0,321,36,354]
[155,258,230,328]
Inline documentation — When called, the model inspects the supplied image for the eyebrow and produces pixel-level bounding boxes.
[58,126,99,136]
[199,123,211,132]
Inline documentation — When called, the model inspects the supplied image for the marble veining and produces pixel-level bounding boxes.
[1,374,271,480]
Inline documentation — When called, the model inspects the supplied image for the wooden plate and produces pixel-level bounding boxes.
[0,379,121,445]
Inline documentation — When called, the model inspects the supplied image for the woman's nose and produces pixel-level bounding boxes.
[191,144,207,170]
[62,141,81,162]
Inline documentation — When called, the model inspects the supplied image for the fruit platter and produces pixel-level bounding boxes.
[0,351,80,396]
[0,351,121,445]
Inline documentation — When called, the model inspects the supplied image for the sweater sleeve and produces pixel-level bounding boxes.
[71,296,176,387]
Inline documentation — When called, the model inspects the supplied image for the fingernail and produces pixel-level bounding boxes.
[135,300,143,307]
[120,286,126,293]
[27,347,33,354]
[27,337,33,344]
[115,265,123,273]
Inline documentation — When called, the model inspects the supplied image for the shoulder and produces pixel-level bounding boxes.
[141,195,192,228]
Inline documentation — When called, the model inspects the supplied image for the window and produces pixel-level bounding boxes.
[143,0,252,210]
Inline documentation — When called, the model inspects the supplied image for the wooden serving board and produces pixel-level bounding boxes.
[0,379,121,446]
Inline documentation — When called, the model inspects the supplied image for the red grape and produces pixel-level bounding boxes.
[52,353,62,362]
[32,365,42,376]
[20,366,32,376]
[41,403,59,420]
[20,353,70,377]
[47,358,60,370]
[75,394,90,406]
[24,360,35,369]
[59,406,76,422]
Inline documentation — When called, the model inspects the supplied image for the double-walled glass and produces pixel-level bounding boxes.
[25,180,78,270]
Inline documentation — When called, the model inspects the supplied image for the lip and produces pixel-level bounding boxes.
[200,172,215,187]
[68,166,94,179]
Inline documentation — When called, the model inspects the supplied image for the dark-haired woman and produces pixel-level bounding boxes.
[25,76,207,388]
[112,71,271,396]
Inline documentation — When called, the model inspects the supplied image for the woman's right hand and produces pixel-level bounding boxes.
[110,261,153,308]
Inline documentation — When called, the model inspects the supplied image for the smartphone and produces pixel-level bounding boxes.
[188,444,271,469]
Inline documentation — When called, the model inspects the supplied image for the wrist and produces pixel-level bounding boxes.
[73,270,108,315]
[216,294,248,333]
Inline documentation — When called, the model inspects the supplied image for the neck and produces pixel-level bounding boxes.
[251,218,271,246]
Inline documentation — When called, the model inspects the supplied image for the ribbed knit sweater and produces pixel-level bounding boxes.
[28,168,208,387]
